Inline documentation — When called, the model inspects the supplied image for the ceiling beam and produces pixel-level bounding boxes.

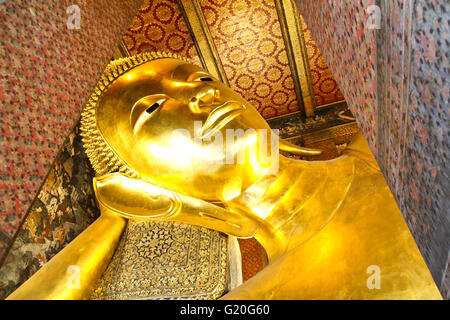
[177,0,229,86]
[275,0,316,117]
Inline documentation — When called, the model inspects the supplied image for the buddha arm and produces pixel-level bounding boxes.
[221,135,441,300]
[7,211,126,300]
[93,173,259,238]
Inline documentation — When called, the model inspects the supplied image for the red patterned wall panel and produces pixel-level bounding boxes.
[300,15,345,107]
[0,0,141,263]
[199,0,300,119]
[122,0,200,63]
[238,238,267,282]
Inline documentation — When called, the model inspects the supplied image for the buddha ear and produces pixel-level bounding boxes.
[279,138,322,156]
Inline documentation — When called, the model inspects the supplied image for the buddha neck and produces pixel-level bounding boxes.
[225,154,355,260]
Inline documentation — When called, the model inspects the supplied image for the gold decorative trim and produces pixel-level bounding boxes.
[80,52,191,178]
[177,0,229,86]
[293,6,317,113]
[89,221,229,300]
[286,122,360,146]
[315,99,346,110]
[275,0,316,117]
[265,100,347,121]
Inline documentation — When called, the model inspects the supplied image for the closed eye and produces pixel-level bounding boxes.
[146,101,162,114]
[197,77,214,82]
[132,97,167,134]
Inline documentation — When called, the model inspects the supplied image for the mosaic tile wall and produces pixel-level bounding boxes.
[295,0,449,298]
[0,0,142,263]
[399,1,449,299]
[0,123,100,299]
[294,0,378,154]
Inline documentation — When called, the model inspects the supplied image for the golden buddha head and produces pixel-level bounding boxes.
[81,52,277,201]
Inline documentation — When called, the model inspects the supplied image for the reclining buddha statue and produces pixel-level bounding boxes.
[7,52,441,299]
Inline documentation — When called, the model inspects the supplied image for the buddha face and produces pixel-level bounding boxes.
[96,58,277,200]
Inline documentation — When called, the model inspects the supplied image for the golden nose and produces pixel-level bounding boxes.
[198,87,219,105]
[189,87,220,113]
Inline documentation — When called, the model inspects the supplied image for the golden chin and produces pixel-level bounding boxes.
[7,53,441,300]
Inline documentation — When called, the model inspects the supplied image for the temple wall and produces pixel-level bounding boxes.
[0,0,447,299]
[294,0,449,298]
[0,0,143,263]
[0,124,99,299]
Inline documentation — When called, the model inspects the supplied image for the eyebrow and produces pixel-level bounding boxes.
[171,63,207,80]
